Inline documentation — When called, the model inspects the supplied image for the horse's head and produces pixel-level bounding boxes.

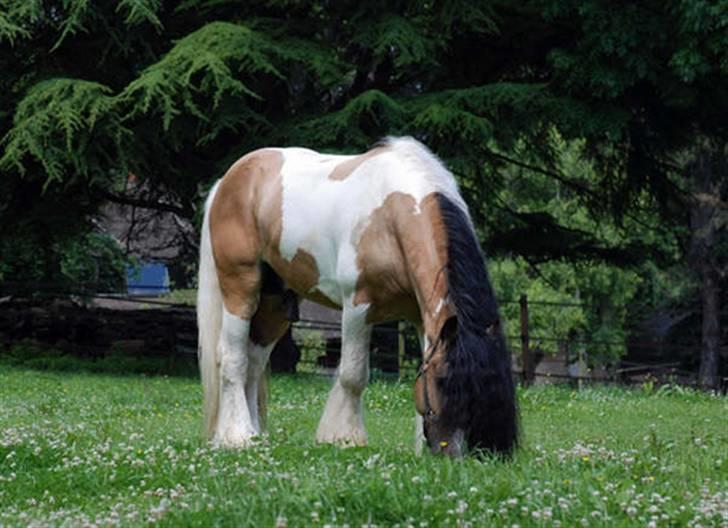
[414,315,517,458]
[414,317,465,457]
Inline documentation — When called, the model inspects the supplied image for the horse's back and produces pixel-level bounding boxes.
[210,138,453,312]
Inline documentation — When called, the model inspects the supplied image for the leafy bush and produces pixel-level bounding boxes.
[58,232,130,292]
[0,229,130,294]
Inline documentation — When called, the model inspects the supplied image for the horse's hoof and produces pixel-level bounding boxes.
[315,430,367,447]
[212,430,258,448]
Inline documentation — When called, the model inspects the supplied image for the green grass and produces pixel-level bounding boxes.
[0,341,198,377]
[0,365,726,527]
[158,288,196,306]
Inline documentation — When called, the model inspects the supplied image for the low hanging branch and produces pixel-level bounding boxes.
[99,189,188,217]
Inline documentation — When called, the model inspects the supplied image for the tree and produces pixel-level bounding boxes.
[1,1,725,383]
[532,1,727,388]
[687,146,727,388]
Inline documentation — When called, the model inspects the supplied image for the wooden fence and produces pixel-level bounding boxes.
[0,284,723,389]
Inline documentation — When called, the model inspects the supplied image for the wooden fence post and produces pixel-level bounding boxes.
[520,294,532,386]
[398,321,406,380]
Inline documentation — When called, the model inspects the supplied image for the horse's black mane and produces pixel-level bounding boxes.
[435,193,519,455]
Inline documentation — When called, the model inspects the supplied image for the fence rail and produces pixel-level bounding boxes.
[1,284,723,390]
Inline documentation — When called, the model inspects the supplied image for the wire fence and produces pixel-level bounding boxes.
[3,279,726,315]
[1,282,724,389]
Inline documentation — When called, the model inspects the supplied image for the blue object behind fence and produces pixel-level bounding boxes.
[126,263,170,296]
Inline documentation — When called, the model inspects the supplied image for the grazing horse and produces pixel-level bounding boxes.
[197,137,518,456]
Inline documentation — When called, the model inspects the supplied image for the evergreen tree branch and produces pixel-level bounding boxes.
[484,148,597,199]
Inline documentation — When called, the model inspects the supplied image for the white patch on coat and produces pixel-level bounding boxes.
[421,333,431,359]
[276,138,461,306]
[214,309,278,445]
[214,309,256,447]
[382,137,470,221]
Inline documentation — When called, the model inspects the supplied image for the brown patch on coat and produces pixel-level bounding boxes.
[265,248,338,308]
[209,149,284,318]
[352,192,418,323]
[353,192,453,339]
[265,248,319,294]
[328,147,389,181]
[352,189,456,433]
[210,146,334,322]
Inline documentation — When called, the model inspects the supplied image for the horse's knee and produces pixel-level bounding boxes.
[219,310,251,381]
[338,307,371,396]
[338,360,368,394]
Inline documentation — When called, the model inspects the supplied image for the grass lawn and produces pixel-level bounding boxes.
[0,365,725,527]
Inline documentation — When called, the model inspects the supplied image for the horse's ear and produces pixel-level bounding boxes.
[440,316,458,343]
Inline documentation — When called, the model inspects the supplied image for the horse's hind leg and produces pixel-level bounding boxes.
[243,340,275,434]
[316,300,372,446]
[215,264,261,447]
[247,287,293,434]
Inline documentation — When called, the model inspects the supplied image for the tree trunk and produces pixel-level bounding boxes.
[698,267,720,389]
[690,147,724,390]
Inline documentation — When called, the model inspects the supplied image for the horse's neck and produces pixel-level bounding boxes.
[395,194,454,341]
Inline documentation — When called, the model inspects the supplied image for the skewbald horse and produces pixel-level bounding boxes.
[197,137,518,456]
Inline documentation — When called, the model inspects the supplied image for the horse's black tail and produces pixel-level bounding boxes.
[435,193,519,455]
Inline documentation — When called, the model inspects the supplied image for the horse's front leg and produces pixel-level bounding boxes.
[414,327,428,455]
[316,301,372,446]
